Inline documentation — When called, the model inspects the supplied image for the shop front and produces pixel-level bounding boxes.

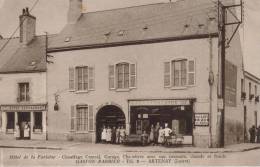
[0,104,47,140]
[129,99,195,145]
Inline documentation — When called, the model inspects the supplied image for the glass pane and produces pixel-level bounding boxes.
[181,61,187,86]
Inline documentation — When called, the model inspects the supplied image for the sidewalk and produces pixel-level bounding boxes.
[0,139,259,153]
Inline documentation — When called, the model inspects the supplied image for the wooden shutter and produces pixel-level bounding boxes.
[88,105,94,131]
[188,59,195,86]
[88,66,95,90]
[164,62,171,87]
[69,67,75,91]
[130,63,137,88]
[109,65,115,89]
[70,105,76,131]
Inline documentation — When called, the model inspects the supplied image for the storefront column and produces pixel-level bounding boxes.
[14,112,18,126]
[30,112,34,137]
[2,112,7,132]
[42,111,46,133]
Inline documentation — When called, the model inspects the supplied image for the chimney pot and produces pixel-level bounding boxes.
[22,8,26,15]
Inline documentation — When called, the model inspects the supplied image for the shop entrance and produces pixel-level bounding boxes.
[96,105,125,143]
[18,112,30,139]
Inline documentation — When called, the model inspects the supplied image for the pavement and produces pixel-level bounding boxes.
[0,139,260,153]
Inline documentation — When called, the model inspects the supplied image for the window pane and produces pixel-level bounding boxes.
[173,61,181,87]
[7,112,14,129]
[124,64,129,88]
[77,68,83,90]
[181,61,187,86]
[83,67,88,90]
[76,107,88,131]
[117,64,124,89]
[19,83,29,102]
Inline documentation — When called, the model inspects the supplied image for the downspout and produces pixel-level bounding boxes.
[45,32,48,140]
[208,36,214,148]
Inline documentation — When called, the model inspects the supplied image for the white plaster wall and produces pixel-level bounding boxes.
[47,38,220,145]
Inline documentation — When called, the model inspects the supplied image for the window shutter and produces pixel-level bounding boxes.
[109,65,115,89]
[164,62,171,87]
[130,63,137,88]
[70,105,76,131]
[188,59,196,86]
[69,67,75,91]
[88,105,94,131]
[88,66,95,90]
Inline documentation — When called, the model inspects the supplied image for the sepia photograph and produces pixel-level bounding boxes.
[0,0,260,166]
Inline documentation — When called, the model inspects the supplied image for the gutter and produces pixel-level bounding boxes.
[48,33,219,53]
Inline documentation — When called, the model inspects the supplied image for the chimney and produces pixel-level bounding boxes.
[68,0,82,24]
[19,7,36,45]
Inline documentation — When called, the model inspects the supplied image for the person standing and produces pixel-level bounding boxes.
[164,123,172,146]
[101,126,107,143]
[111,126,117,144]
[149,124,155,145]
[116,126,121,144]
[24,122,30,140]
[106,126,112,143]
[249,125,256,143]
[120,126,126,143]
[158,126,164,145]
[257,125,260,143]
[14,123,20,140]
[154,122,160,145]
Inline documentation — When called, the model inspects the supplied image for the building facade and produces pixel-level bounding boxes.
[242,71,260,141]
[0,8,47,140]
[45,0,246,147]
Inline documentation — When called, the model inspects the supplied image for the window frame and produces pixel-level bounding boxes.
[18,82,30,102]
[164,58,196,89]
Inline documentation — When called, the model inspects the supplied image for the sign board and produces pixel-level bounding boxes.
[0,104,47,111]
[129,99,191,106]
[194,113,209,126]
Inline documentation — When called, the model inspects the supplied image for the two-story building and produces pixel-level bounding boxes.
[242,71,260,141]
[46,0,245,147]
[0,8,47,140]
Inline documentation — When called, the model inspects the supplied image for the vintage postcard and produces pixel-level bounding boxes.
[0,0,260,166]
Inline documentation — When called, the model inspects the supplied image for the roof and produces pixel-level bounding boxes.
[48,0,219,51]
[244,71,260,84]
[0,36,47,74]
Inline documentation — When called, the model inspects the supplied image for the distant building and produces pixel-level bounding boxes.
[0,8,47,140]
[242,71,260,141]
[46,0,245,147]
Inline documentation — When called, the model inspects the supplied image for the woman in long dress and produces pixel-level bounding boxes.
[116,127,121,144]
[149,124,155,145]
[101,126,107,143]
[106,126,112,143]
[158,126,164,144]
[24,122,30,140]
[14,123,20,140]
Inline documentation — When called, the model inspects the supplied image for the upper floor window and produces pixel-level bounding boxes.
[164,58,195,88]
[68,66,95,92]
[18,82,29,102]
[255,85,257,95]
[241,79,245,93]
[249,82,252,95]
[109,62,136,90]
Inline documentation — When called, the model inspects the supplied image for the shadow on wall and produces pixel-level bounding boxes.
[225,119,244,145]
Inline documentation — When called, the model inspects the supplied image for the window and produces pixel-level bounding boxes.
[249,82,252,95]
[68,66,94,92]
[34,112,42,130]
[164,58,195,88]
[6,112,14,129]
[109,62,136,90]
[241,79,245,93]
[18,83,29,102]
[71,105,94,132]
[76,106,88,131]
[255,85,257,95]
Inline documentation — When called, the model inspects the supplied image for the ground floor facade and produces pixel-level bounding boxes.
[47,97,219,148]
[0,104,47,140]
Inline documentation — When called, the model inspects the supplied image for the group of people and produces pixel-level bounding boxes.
[249,125,260,143]
[141,122,175,145]
[101,125,126,144]
[14,122,30,140]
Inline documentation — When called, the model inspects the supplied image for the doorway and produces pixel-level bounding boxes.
[243,106,247,142]
[18,112,30,139]
[96,105,125,143]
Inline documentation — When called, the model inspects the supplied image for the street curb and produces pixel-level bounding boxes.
[0,145,62,150]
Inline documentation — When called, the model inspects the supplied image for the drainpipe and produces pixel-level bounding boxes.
[208,36,214,148]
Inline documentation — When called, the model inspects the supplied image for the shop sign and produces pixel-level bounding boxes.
[194,113,209,126]
[0,104,47,111]
[129,99,191,106]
